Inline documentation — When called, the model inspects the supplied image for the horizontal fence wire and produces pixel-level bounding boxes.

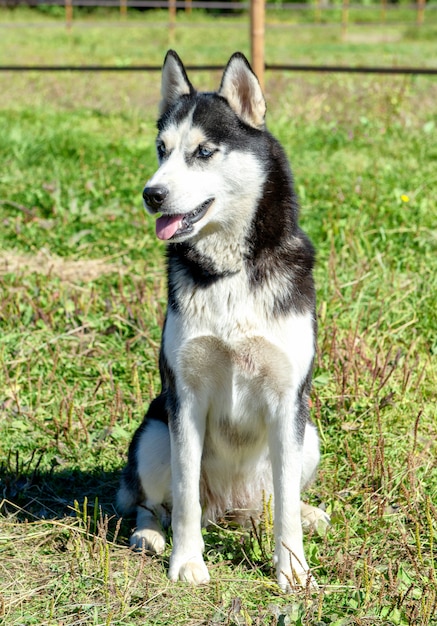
[0,0,435,8]
[1,21,432,29]
[1,64,437,74]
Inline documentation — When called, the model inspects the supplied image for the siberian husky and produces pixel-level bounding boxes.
[118,50,329,591]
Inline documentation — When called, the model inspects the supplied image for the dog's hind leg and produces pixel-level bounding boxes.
[119,418,172,554]
[130,503,169,554]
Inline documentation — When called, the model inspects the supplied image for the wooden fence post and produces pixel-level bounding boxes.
[65,0,73,30]
[120,0,127,18]
[341,0,349,38]
[380,0,387,23]
[314,0,321,24]
[169,0,176,42]
[250,0,265,90]
[417,0,425,25]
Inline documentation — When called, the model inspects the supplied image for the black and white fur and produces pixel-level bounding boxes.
[118,50,329,591]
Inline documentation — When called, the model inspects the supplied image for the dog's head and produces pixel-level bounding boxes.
[143,50,267,243]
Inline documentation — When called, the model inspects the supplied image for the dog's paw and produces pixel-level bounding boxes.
[130,527,166,555]
[277,567,318,593]
[274,544,318,593]
[168,555,210,585]
[300,502,330,534]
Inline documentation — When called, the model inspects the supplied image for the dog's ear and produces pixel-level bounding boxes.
[218,53,266,129]
[159,50,195,116]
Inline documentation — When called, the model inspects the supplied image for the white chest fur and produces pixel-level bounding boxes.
[163,269,315,425]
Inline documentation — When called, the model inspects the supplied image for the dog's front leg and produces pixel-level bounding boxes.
[168,396,209,585]
[269,405,317,592]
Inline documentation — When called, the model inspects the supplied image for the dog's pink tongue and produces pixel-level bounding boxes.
[155,215,184,241]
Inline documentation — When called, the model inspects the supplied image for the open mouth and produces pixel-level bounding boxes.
[155,198,214,241]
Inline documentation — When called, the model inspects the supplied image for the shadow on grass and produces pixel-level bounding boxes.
[0,457,135,542]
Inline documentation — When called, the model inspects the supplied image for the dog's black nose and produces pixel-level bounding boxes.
[143,185,168,211]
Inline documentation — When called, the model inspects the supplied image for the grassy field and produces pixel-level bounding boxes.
[0,9,437,625]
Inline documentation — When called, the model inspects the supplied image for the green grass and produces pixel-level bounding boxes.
[1,10,437,626]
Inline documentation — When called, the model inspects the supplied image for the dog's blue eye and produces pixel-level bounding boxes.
[197,146,214,159]
[157,142,167,159]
